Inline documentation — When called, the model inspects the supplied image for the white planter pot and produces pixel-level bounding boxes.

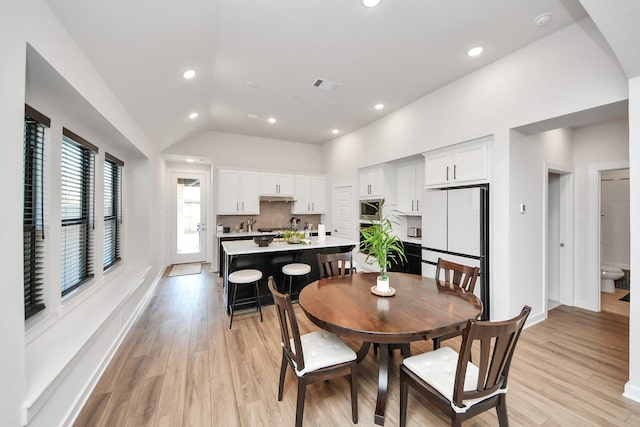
[377,276,390,293]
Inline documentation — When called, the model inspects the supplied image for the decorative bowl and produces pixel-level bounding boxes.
[253,235,274,247]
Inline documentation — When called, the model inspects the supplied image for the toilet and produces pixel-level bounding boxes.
[601,266,624,293]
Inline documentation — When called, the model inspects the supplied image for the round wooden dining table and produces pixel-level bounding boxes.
[298,272,483,426]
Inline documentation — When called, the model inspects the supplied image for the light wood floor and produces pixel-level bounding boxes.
[601,288,631,317]
[74,266,640,427]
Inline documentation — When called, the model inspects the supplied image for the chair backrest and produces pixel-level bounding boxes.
[317,252,354,279]
[452,305,531,407]
[268,277,306,372]
[435,258,480,293]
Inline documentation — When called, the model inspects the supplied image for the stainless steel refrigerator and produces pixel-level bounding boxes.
[421,184,490,320]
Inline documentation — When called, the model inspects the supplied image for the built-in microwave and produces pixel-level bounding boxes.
[360,199,382,220]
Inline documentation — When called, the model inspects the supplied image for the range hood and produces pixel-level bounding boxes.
[260,195,296,202]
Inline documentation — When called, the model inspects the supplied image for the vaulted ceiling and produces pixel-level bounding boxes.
[42,0,637,152]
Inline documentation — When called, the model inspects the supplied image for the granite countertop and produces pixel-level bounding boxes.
[221,235,358,256]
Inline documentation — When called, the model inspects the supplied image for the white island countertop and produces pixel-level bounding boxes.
[222,235,357,256]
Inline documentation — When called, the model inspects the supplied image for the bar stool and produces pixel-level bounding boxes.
[229,269,263,329]
[282,262,311,299]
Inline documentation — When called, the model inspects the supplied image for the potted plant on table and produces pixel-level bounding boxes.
[359,199,406,293]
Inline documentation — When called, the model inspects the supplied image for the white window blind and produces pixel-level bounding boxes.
[61,128,96,296]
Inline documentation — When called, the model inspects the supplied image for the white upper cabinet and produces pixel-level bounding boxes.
[396,160,425,215]
[259,172,295,196]
[359,166,385,198]
[218,169,260,215]
[424,139,488,187]
[293,175,326,214]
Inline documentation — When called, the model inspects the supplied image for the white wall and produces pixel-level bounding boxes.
[573,117,629,310]
[625,75,640,402]
[326,18,628,321]
[509,128,574,324]
[1,1,166,426]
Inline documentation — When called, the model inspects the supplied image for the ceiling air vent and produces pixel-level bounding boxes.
[313,78,342,92]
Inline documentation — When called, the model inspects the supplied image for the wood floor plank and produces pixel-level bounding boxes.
[73,266,640,427]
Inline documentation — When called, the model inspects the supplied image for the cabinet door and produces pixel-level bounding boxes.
[452,143,487,183]
[360,170,372,197]
[218,169,241,214]
[396,163,416,213]
[369,167,384,197]
[424,152,452,186]
[259,173,279,195]
[241,171,260,214]
[278,174,296,195]
[292,175,311,214]
[310,176,325,213]
[414,161,425,213]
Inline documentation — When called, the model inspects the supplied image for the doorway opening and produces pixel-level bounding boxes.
[170,171,208,265]
[599,168,630,316]
[545,168,573,314]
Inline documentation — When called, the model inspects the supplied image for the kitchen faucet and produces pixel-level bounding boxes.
[246,218,256,232]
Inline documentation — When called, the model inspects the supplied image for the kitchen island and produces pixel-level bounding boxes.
[221,236,357,313]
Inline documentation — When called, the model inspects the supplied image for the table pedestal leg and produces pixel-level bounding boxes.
[374,343,389,425]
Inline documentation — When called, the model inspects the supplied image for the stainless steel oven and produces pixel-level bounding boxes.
[360,199,382,220]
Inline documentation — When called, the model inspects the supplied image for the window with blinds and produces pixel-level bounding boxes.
[104,153,123,270]
[24,105,50,319]
[61,128,97,296]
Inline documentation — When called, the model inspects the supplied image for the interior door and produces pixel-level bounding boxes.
[171,171,207,264]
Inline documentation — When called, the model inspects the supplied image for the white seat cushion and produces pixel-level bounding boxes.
[229,269,263,284]
[402,346,506,413]
[282,263,311,276]
[288,330,356,376]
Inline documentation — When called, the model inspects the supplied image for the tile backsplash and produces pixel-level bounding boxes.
[217,201,321,232]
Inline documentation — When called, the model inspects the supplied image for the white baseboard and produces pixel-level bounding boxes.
[623,381,640,403]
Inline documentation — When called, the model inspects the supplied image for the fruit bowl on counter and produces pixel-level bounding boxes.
[253,235,274,247]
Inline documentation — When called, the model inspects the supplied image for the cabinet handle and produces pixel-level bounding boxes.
[236,201,239,212]
[308,202,310,211]
[454,164,457,180]
[412,200,414,211]
[242,201,245,211]
[312,202,314,211]
[416,200,419,211]
[446,166,449,181]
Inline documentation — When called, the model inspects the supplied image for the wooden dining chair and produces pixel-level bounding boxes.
[432,258,481,349]
[317,252,355,279]
[400,305,531,427]
[268,277,359,427]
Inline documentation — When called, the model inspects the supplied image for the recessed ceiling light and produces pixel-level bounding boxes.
[374,103,384,110]
[332,129,340,134]
[534,12,552,27]
[186,158,195,163]
[189,112,199,119]
[467,46,484,57]
[268,117,277,124]
[363,0,381,7]
[248,114,258,119]
[183,69,196,79]
[245,81,258,89]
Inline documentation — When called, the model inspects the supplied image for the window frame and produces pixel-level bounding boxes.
[24,105,50,319]
[103,152,123,271]
[60,128,97,296]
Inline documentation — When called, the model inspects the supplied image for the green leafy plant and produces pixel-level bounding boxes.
[283,229,306,244]
[359,199,406,278]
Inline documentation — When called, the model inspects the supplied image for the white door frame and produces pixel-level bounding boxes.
[542,163,574,316]
[169,170,209,265]
[590,161,629,311]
